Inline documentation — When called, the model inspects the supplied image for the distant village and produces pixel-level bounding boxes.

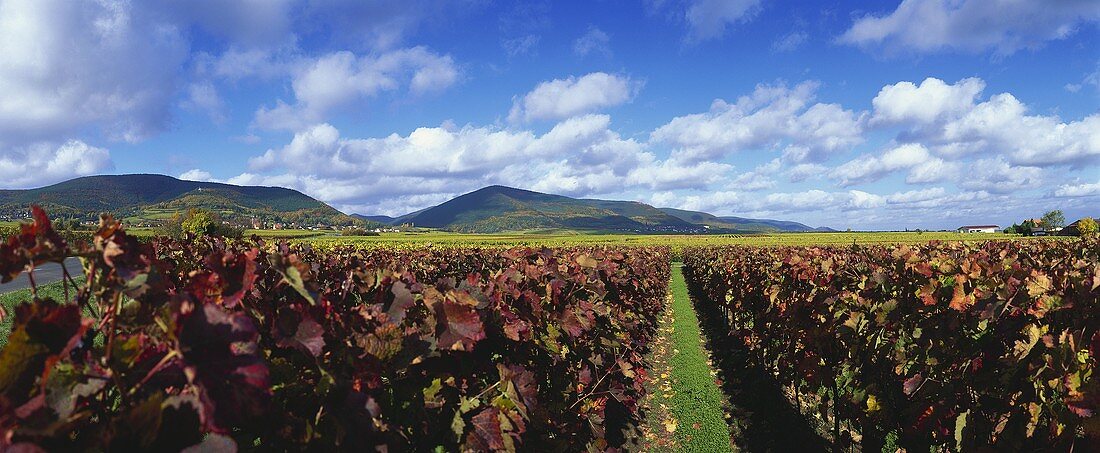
[958,210,1092,237]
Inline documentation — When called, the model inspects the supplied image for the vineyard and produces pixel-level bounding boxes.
[1,207,1097,451]
[684,240,1100,450]
[0,208,670,451]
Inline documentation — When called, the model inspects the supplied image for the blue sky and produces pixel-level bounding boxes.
[0,0,1097,230]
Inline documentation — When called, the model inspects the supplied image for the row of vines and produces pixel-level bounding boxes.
[684,239,1099,450]
[0,207,670,451]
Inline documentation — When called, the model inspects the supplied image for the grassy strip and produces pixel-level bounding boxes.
[0,281,69,348]
[641,264,733,452]
[639,292,683,451]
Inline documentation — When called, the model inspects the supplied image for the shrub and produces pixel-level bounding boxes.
[157,208,243,239]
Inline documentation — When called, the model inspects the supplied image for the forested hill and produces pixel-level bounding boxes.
[0,174,361,227]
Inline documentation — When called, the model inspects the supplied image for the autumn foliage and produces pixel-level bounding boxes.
[0,207,670,451]
[684,240,1100,450]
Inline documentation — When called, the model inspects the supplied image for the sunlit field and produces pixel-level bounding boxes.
[303,230,1046,248]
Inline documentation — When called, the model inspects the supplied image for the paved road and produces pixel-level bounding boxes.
[0,257,84,294]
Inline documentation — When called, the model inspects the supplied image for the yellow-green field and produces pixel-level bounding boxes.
[303,230,1049,248]
[3,219,1062,248]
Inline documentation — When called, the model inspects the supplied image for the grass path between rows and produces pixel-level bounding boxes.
[640,263,733,452]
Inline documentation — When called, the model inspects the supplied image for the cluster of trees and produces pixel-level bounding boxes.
[1004,210,1098,237]
[1005,210,1064,235]
[156,208,244,239]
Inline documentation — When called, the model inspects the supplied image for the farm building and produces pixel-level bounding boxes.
[958,225,999,233]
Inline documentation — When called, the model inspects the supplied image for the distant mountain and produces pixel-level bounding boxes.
[658,208,832,232]
[389,185,703,233]
[359,185,827,234]
[0,174,363,227]
[352,214,398,224]
[719,216,834,232]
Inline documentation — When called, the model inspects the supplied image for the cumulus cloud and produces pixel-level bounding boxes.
[626,159,732,191]
[236,114,739,214]
[0,0,188,146]
[657,189,889,215]
[958,158,1044,193]
[786,163,828,182]
[831,143,957,186]
[508,73,642,123]
[839,0,1100,55]
[179,169,216,182]
[253,47,459,130]
[871,77,985,125]
[649,185,1010,229]
[651,81,865,163]
[573,26,611,57]
[872,77,1100,167]
[728,159,780,191]
[1054,180,1100,197]
[0,140,113,189]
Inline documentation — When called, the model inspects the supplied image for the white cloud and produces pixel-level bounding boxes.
[649,185,1011,231]
[958,157,1044,193]
[197,47,295,81]
[0,140,113,189]
[626,159,732,191]
[237,114,739,214]
[647,190,743,213]
[651,81,865,163]
[872,77,1100,167]
[840,0,1100,55]
[731,171,776,191]
[0,0,188,146]
[574,26,611,57]
[831,143,957,186]
[727,159,779,191]
[1054,180,1100,197]
[179,169,216,182]
[772,190,874,212]
[253,47,459,130]
[871,77,985,125]
[508,73,642,123]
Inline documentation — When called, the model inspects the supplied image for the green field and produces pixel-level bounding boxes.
[0,281,68,349]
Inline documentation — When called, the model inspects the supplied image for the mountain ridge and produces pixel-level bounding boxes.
[0,174,363,227]
[363,185,828,233]
[383,185,701,233]
[1,176,830,233]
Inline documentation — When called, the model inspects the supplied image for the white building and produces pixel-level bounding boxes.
[957,225,999,233]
